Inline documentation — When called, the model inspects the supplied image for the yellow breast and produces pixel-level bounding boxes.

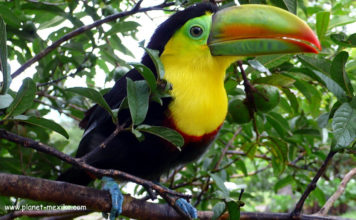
[161,46,235,137]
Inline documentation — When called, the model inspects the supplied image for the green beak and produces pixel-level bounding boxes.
[208,4,321,56]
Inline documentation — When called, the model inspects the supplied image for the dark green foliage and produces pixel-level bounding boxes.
[253,85,280,113]
[227,97,252,124]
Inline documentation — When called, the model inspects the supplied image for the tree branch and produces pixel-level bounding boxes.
[0,173,344,220]
[215,128,242,169]
[0,129,189,201]
[0,173,184,220]
[237,61,259,138]
[290,150,337,218]
[10,1,174,79]
[316,167,356,216]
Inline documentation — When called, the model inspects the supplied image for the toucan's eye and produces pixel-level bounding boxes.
[190,26,203,38]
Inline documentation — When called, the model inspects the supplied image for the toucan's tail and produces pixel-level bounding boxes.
[57,167,93,186]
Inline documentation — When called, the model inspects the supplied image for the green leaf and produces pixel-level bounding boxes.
[0,7,21,28]
[67,87,117,124]
[266,115,286,137]
[347,33,356,46]
[246,55,292,74]
[271,155,284,176]
[212,202,226,220]
[97,59,110,73]
[311,187,326,205]
[129,62,157,93]
[22,2,84,28]
[226,201,240,220]
[312,70,348,102]
[282,88,299,113]
[126,78,149,125]
[265,137,288,171]
[330,51,353,96]
[268,112,290,130]
[252,74,295,88]
[131,128,144,141]
[297,55,331,75]
[294,78,321,117]
[143,48,165,79]
[210,173,229,196]
[136,125,184,148]
[38,15,66,30]
[109,35,134,58]
[316,11,330,40]
[107,21,140,35]
[294,129,320,137]
[5,78,36,118]
[100,45,125,66]
[14,116,69,139]
[329,16,356,29]
[0,94,13,109]
[330,33,356,47]
[269,0,297,14]
[0,16,10,94]
[241,142,257,159]
[332,102,356,148]
[317,113,330,128]
[274,175,294,192]
[235,160,247,176]
[247,59,270,74]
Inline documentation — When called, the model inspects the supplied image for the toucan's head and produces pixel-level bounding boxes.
[141,3,321,137]
[142,3,320,73]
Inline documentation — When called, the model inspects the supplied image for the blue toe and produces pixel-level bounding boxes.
[102,177,124,220]
[175,198,198,219]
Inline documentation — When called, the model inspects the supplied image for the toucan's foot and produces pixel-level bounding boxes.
[175,198,198,219]
[102,177,123,220]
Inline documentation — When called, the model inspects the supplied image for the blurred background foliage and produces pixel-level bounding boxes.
[0,0,356,219]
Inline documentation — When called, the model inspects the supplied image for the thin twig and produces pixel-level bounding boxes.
[99,123,126,148]
[316,167,356,216]
[290,150,337,218]
[33,99,81,121]
[215,128,242,169]
[236,61,259,139]
[36,91,86,112]
[230,165,270,179]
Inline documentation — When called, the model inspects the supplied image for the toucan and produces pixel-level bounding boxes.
[58,2,320,219]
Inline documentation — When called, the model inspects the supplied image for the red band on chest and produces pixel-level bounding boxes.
[164,117,222,144]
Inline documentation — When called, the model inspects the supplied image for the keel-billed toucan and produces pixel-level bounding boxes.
[58,2,320,218]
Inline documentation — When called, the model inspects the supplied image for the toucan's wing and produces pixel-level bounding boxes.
[75,69,144,157]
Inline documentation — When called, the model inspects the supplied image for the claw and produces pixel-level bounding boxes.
[175,198,198,219]
[102,177,124,220]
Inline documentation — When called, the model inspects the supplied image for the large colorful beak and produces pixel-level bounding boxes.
[208,4,321,56]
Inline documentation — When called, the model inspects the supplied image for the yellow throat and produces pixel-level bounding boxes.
[160,15,237,137]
